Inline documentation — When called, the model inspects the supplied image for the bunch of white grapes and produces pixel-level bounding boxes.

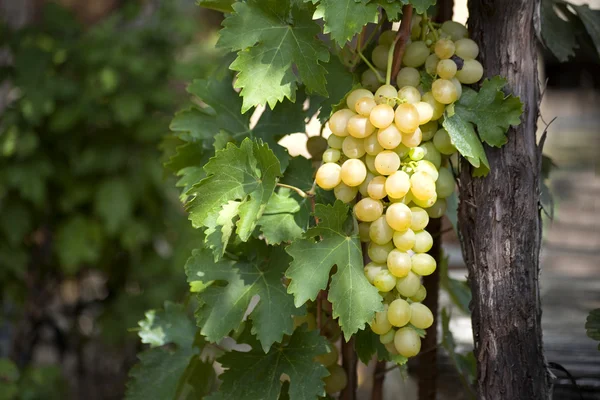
[314,20,482,359]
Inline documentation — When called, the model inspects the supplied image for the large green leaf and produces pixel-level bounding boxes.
[186,246,304,351]
[208,327,328,400]
[313,57,355,123]
[55,216,103,274]
[186,138,281,242]
[313,0,379,45]
[137,302,197,349]
[218,0,329,112]
[197,0,235,12]
[571,3,600,57]
[94,178,133,234]
[257,189,305,245]
[286,201,383,339]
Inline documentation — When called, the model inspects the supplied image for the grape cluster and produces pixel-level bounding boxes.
[315,20,480,359]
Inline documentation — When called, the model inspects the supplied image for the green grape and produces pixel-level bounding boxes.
[293,313,317,330]
[347,89,374,112]
[364,132,384,155]
[409,285,427,302]
[370,104,395,129]
[368,241,394,264]
[386,202,412,232]
[414,159,439,181]
[432,79,458,104]
[420,120,439,141]
[387,248,412,278]
[425,53,440,76]
[359,221,372,242]
[355,97,377,117]
[322,148,341,163]
[435,167,455,198]
[394,327,421,357]
[396,67,420,88]
[437,59,457,79]
[342,136,366,159]
[347,115,376,139]
[401,127,423,148]
[397,86,421,104]
[403,41,430,68]
[367,176,387,200]
[371,305,392,335]
[384,341,400,356]
[409,303,434,329]
[329,109,355,137]
[307,136,328,160]
[394,103,420,134]
[411,253,437,276]
[362,68,384,92]
[410,207,429,230]
[324,364,348,394]
[359,172,375,196]
[455,59,484,84]
[328,134,344,149]
[455,38,479,59]
[315,342,339,367]
[364,262,385,284]
[377,124,402,150]
[372,44,390,70]
[392,229,416,252]
[426,198,447,218]
[388,299,412,327]
[393,143,410,158]
[409,147,425,161]
[316,163,342,190]
[379,30,397,46]
[414,101,434,125]
[412,193,437,208]
[354,198,383,222]
[334,182,359,203]
[434,37,456,59]
[365,154,378,174]
[396,270,421,297]
[374,269,397,292]
[441,21,468,41]
[374,150,401,175]
[379,328,396,344]
[374,85,398,105]
[421,92,445,120]
[369,215,394,244]
[451,77,463,100]
[433,128,456,155]
[411,171,436,200]
[413,230,433,253]
[410,16,422,40]
[385,170,411,199]
[421,141,442,169]
[341,159,367,187]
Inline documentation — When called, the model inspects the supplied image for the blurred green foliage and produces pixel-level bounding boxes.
[0,2,221,396]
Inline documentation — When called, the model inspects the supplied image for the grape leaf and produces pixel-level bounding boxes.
[185,246,304,352]
[55,216,103,274]
[197,0,234,12]
[137,302,197,349]
[585,308,600,350]
[257,189,305,245]
[218,0,329,112]
[94,178,133,234]
[204,200,242,259]
[571,4,600,57]
[540,0,579,62]
[451,77,523,148]
[286,201,383,339]
[404,0,436,14]
[312,57,355,123]
[313,0,379,45]
[208,327,328,400]
[186,138,281,242]
[354,328,408,366]
[376,0,403,20]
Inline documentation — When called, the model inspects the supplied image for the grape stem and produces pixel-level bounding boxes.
[391,5,413,80]
[276,182,311,198]
[358,50,385,83]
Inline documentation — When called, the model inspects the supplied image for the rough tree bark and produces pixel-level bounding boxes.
[459,1,552,399]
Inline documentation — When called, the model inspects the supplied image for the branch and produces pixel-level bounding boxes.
[391,5,414,81]
[371,361,386,400]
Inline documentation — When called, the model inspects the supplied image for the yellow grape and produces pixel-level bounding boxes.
[368,241,394,264]
[421,92,445,120]
[388,299,412,327]
[412,193,437,208]
[374,85,398,105]
[455,38,479,59]
[374,269,397,292]
[374,150,400,175]
[364,262,385,284]
[347,115,376,138]
[413,230,433,253]
[387,249,412,278]
[385,202,412,232]
[327,134,344,149]
[426,198,447,218]
[410,171,436,200]
[451,77,463,100]
[359,221,372,242]
[315,342,339,367]
[441,21,468,41]
[401,127,423,148]
[361,68,384,92]
[328,109,355,137]
[341,159,367,187]
[395,270,421,297]
[342,136,366,159]
[392,228,416,252]
[369,215,394,244]
[394,103,420,133]
[456,59,484,84]
[409,302,434,329]
[324,364,348,394]
[410,207,429,231]
[334,182,359,203]
[293,313,317,330]
[354,198,383,222]
[432,79,458,104]
[377,124,402,150]
[346,89,374,112]
[425,53,440,75]
[396,67,420,88]
[434,37,456,59]
[437,59,457,79]
[371,305,392,335]
[385,170,410,199]
[413,101,433,125]
[411,253,437,276]
[410,285,427,302]
[379,329,396,344]
[397,86,421,104]
[355,96,377,117]
[367,176,387,200]
[322,148,341,163]
[369,104,395,128]
[394,327,421,357]
[316,163,342,190]
[384,341,400,356]
[359,172,375,196]
[364,132,384,155]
